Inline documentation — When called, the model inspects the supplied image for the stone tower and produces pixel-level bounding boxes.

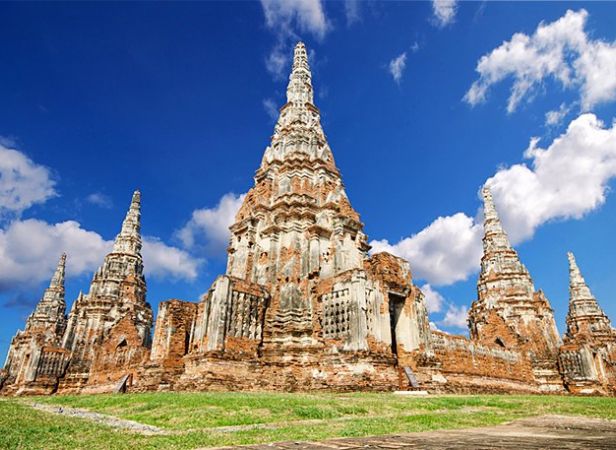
[3,253,70,390]
[183,42,432,391]
[559,252,616,394]
[61,191,153,388]
[468,187,562,390]
[565,252,615,343]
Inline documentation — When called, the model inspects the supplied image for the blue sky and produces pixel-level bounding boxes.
[2,1,616,360]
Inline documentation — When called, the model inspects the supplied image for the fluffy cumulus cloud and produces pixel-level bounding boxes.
[260,0,329,78]
[372,213,482,285]
[388,52,407,84]
[371,113,616,287]
[142,237,200,281]
[176,192,246,257]
[0,219,110,291]
[420,284,445,313]
[465,9,616,113]
[486,113,616,244]
[432,0,457,27]
[440,304,469,329]
[0,218,201,295]
[0,143,57,218]
[0,144,201,299]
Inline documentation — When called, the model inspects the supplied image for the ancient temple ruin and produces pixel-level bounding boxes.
[559,253,616,395]
[1,254,70,395]
[1,42,616,396]
[467,188,563,392]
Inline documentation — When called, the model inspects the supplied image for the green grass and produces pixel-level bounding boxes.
[1,393,615,450]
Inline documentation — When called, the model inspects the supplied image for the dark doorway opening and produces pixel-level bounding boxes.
[388,294,405,360]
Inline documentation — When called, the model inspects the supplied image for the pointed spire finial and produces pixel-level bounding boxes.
[292,41,309,72]
[132,189,141,205]
[565,252,613,340]
[567,251,595,306]
[112,189,142,255]
[481,185,513,252]
[49,252,67,289]
[286,41,314,106]
[482,187,498,220]
[567,251,585,286]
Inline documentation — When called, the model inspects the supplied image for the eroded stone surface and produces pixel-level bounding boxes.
[467,188,563,392]
[2,254,70,395]
[58,190,153,393]
[2,42,616,397]
[166,42,431,391]
[559,252,616,395]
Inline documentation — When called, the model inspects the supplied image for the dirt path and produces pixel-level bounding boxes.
[28,402,168,435]
[205,415,616,450]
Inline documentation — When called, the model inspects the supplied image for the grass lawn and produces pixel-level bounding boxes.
[1,392,616,450]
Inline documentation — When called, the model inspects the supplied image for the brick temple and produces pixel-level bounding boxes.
[1,43,615,396]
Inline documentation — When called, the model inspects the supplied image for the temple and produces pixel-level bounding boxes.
[1,254,70,395]
[467,188,563,392]
[1,42,615,396]
[142,41,432,391]
[559,252,616,395]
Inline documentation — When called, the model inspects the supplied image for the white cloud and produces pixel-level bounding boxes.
[420,283,445,313]
[261,0,328,40]
[260,0,329,78]
[344,0,361,27]
[176,192,246,257]
[371,212,482,285]
[486,113,616,244]
[465,9,616,113]
[432,0,457,28]
[371,113,616,287]
[388,52,407,84]
[142,237,200,281]
[0,219,109,291]
[545,103,571,127]
[86,192,113,209]
[263,98,279,121]
[440,304,469,329]
[0,144,56,217]
[0,217,200,294]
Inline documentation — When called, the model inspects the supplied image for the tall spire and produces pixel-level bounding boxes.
[25,252,67,336]
[286,42,314,106]
[112,190,142,255]
[261,41,333,172]
[481,187,513,253]
[49,253,66,290]
[567,252,607,321]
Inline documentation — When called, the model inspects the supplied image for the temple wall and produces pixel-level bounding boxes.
[559,342,616,395]
[426,331,540,393]
[72,315,151,394]
[151,300,197,364]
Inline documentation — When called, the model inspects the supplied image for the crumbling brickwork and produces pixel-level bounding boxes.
[2,254,69,395]
[3,42,616,397]
[468,188,563,392]
[174,43,429,391]
[559,253,616,395]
